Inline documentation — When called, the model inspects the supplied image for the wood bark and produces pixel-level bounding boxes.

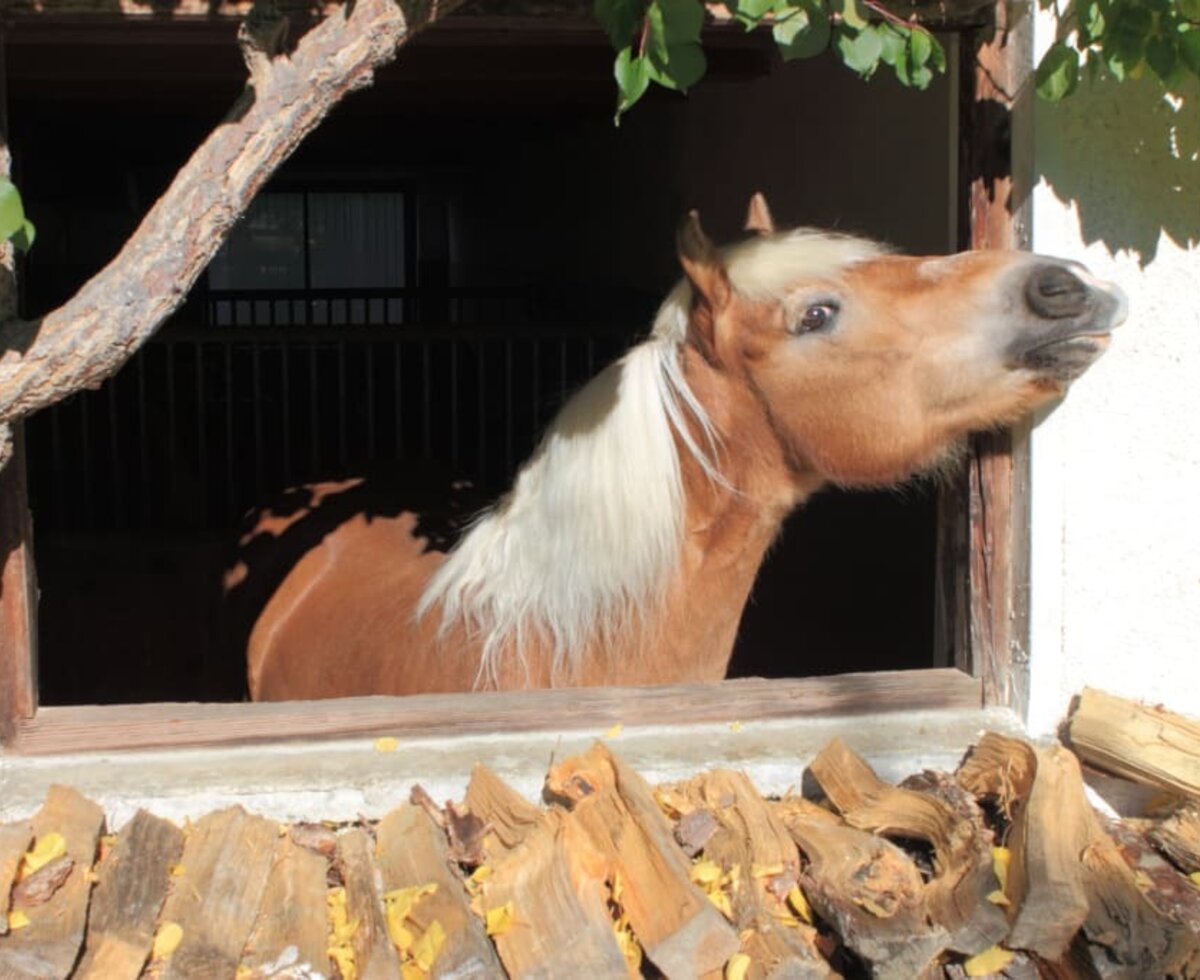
[0,0,461,433]
[0,785,105,979]
[1068,686,1200,797]
[667,769,833,978]
[336,827,402,979]
[156,806,279,980]
[545,742,741,977]
[74,810,185,980]
[239,833,330,978]
[375,803,504,979]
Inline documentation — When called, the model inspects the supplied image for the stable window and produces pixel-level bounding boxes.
[0,7,1028,753]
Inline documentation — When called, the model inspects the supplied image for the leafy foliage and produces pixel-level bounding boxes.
[1037,0,1200,101]
[0,179,35,252]
[595,0,947,119]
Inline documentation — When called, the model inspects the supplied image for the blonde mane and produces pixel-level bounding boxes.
[417,229,883,687]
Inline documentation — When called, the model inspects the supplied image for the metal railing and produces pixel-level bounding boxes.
[26,288,636,532]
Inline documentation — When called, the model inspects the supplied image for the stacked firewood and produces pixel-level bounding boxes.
[0,686,1198,978]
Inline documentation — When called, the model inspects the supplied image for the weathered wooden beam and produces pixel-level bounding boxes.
[9,668,982,755]
[0,0,999,31]
[935,1,1033,714]
[0,33,37,748]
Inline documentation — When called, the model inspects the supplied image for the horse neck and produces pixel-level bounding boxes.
[653,347,824,681]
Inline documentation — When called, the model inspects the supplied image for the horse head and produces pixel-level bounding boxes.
[675,196,1127,492]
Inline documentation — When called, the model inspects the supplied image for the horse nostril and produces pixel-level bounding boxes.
[1026,264,1090,319]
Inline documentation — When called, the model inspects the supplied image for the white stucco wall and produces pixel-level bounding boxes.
[1027,13,1200,734]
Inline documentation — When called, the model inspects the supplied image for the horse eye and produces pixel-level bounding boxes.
[796,302,839,334]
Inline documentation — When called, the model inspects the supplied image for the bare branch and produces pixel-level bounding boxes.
[0,0,461,429]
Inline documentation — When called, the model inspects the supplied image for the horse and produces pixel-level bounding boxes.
[232,194,1127,701]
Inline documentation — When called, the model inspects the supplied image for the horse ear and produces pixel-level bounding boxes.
[744,192,775,236]
[677,210,731,315]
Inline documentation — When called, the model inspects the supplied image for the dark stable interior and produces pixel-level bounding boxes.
[7,14,949,704]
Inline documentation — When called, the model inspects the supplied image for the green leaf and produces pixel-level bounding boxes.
[614,46,651,121]
[1104,2,1153,75]
[829,0,868,29]
[11,220,34,253]
[1080,0,1106,42]
[0,179,26,242]
[773,1,832,60]
[927,32,947,70]
[732,0,779,19]
[644,2,670,65]
[876,23,907,67]
[1146,33,1178,81]
[658,0,705,43]
[647,42,708,89]
[1181,0,1200,21]
[835,24,884,76]
[1035,41,1081,100]
[1179,26,1200,74]
[594,0,640,47]
[909,26,932,66]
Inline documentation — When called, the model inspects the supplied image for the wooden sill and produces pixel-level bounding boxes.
[6,668,980,756]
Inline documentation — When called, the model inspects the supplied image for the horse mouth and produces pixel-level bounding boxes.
[1011,330,1112,381]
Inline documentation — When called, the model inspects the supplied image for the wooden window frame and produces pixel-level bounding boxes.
[0,8,1029,755]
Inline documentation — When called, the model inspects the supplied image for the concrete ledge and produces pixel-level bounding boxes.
[0,705,1025,827]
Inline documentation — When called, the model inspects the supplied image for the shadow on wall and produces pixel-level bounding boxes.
[1035,72,1200,265]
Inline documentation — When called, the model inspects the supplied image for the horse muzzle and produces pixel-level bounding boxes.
[1006,260,1129,383]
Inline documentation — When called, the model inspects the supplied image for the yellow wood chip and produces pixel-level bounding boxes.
[786,884,813,924]
[412,920,446,972]
[235,968,254,980]
[986,888,1011,907]
[19,832,67,880]
[1190,871,1200,888]
[7,910,30,931]
[751,862,784,878]
[327,887,358,980]
[963,945,1015,976]
[152,921,184,961]
[614,920,643,975]
[729,721,743,733]
[329,944,357,980]
[991,846,1010,892]
[169,863,186,877]
[374,736,400,752]
[603,723,623,739]
[690,859,723,885]
[470,864,493,883]
[725,952,752,980]
[401,965,425,980]
[485,901,516,937]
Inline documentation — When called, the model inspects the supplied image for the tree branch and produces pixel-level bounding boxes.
[0,0,461,430]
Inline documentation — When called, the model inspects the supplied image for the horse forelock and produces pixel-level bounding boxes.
[651,228,885,341]
[416,337,718,688]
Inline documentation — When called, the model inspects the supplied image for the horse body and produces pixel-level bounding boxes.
[239,199,1127,701]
